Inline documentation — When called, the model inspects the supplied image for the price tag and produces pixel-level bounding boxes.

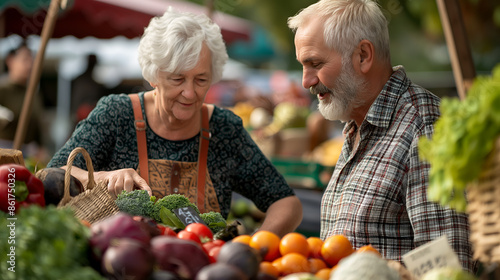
[173,206,207,226]
[402,235,462,279]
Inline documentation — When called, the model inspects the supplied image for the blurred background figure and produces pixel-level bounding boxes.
[70,53,107,125]
[0,40,45,157]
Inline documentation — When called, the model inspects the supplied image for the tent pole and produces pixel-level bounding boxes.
[205,0,215,19]
[436,0,476,100]
[0,12,5,75]
[13,0,61,150]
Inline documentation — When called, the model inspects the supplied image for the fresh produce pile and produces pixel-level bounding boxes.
[230,231,389,280]
[0,205,104,280]
[115,190,227,234]
[418,64,500,211]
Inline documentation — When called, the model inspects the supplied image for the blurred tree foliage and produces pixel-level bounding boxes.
[192,0,500,72]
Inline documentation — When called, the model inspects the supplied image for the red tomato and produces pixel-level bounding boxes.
[208,246,222,262]
[157,225,177,237]
[185,223,213,242]
[202,241,217,253]
[212,239,225,246]
[177,230,202,245]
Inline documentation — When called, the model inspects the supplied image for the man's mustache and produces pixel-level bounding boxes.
[309,83,332,95]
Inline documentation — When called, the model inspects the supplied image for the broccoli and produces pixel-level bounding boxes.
[115,189,156,218]
[152,194,200,222]
[200,211,227,233]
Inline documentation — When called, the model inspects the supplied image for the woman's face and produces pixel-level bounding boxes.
[155,43,212,122]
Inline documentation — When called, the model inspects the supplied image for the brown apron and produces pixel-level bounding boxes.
[129,94,220,213]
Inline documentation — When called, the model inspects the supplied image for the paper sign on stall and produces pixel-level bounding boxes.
[402,235,462,279]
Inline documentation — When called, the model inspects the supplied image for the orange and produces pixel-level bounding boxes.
[279,232,309,257]
[357,244,382,257]
[231,234,251,245]
[315,268,332,280]
[271,257,284,276]
[280,252,310,276]
[249,230,281,261]
[259,261,280,278]
[307,236,324,259]
[321,235,354,267]
[308,258,327,274]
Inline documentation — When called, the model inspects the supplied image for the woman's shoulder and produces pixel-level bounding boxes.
[97,93,134,106]
[211,105,243,126]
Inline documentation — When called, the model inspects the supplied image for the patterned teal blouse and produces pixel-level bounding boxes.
[48,92,295,218]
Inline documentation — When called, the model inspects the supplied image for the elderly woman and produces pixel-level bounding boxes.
[47,9,302,237]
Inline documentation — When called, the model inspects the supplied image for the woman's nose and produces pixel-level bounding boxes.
[181,80,196,98]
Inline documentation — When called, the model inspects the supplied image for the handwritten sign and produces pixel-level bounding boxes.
[173,206,207,226]
[402,235,462,279]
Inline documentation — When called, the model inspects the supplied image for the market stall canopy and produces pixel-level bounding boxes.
[1,0,252,44]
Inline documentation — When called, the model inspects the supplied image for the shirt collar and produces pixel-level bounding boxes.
[364,65,411,128]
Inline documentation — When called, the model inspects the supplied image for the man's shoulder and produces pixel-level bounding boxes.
[405,83,441,121]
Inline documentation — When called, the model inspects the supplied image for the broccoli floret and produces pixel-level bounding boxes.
[115,189,156,218]
[152,194,199,223]
[200,211,227,233]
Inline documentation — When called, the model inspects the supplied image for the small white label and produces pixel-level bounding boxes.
[402,235,462,279]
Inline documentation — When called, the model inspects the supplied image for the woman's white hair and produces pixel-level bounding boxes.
[138,7,228,84]
[288,0,390,64]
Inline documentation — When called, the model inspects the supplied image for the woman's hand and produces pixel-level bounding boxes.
[60,166,152,198]
[94,168,152,198]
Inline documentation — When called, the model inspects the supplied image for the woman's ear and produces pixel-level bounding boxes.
[353,39,374,74]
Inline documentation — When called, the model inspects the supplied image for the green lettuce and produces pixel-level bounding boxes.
[419,64,500,212]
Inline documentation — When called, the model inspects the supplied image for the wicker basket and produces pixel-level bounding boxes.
[57,147,119,224]
[467,138,500,264]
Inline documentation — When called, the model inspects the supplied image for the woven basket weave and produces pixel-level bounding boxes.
[467,138,500,264]
[57,147,119,224]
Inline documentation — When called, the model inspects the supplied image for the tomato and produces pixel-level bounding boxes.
[202,240,224,263]
[208,245,222,263]
[202,241,218,253]
[177,230,202,245]
[185,223,213,242]
[157,224,177,237]
[212,239,225,246]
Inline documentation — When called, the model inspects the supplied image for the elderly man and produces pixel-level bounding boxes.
[288,0,475,272]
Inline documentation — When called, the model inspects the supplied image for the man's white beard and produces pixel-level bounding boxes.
[317,63,364,122]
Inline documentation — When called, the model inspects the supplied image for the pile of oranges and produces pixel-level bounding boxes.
[232,231,381,279]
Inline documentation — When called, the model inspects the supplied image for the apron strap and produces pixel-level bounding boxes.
[197,104,210,213]
[129,94,149,185]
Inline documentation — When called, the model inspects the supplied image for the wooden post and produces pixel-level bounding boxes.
[205,0,215,19]
[13,0,61,149]
[436,0,476,100]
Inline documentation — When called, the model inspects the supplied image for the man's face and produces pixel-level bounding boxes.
[7,47,33,85]
[294,18,364,122]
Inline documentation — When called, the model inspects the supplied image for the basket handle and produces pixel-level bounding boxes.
[59,147,96,206]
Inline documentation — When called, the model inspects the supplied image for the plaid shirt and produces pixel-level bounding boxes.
[320,66,474,271]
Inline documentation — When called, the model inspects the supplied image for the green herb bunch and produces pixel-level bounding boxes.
[419,64,500,212]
